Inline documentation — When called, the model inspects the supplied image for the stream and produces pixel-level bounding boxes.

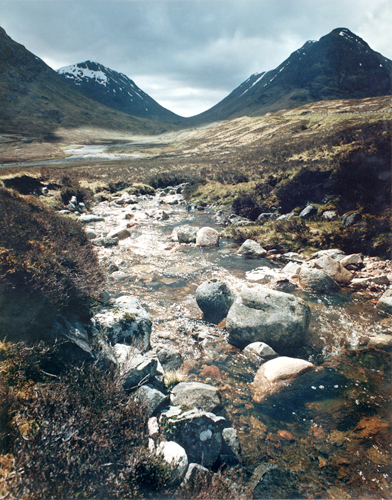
[85,190,391,499]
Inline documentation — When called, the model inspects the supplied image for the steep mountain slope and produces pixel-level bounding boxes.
[0,27,171,137]
[189,28,392,124]
[57,61,186,125]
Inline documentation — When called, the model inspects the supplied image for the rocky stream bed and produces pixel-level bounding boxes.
[61,185,392,499]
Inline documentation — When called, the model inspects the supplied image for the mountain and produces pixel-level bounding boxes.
[189,28,392,124]
[0,27,171,137]
[57,61,186,125]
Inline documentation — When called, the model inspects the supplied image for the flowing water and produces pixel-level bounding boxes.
[90,194,391,499]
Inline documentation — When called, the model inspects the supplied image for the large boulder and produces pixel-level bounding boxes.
[92,295,151,350]
[313,255,353,285]
[196,227,220,247]
[226,285,311,351]
[251,356,317,404]
[122,354,158,390]
[160,407,226,468]
[340,253,364,270]
[196,280,236,324]
[170,382,222,413]
[237,239,267,258]
[299,263,341,293]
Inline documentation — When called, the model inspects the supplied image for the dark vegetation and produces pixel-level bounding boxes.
[0,342,251,499]
[0,185,105,338]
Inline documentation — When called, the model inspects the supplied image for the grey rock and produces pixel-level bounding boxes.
[220,427,242,466]
[79,214,105,223]
[155,347,184,371]
[107,227,132,240]
[196,227,220,247]
[237,239,267,258]
[340,253,364,270]
[196,280,236,324]
[252,464,300,499]
[276,213,295,221]
[310,249,345,260]
[182,463,209,485]
[299,263,341,293]
[170,382,222,413]
[282,261,302,274]
[156,441,188,484]
[251,356,318,404]
[92,236,119,247]
[342,212,362,227]
[135,385,169,416]
[322,210,337,220]
[299,204,317,219]
[377,289,392,315]
[123,355,158,390]
[226,284,311,351]
[313,255,353,285]
[160,407,226,467]
[51,315,95,363]
[257,213,279,222]
[243,342,278,360]
[177,225,199,244]
[92,295,151,350]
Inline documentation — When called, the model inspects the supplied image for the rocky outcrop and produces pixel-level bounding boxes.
[92,295,151,350]
[226,285,311,351]
[299,205,317,219]
[195,280,236,324]
[251,356,317,404]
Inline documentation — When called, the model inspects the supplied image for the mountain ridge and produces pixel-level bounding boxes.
[57,60,186,125]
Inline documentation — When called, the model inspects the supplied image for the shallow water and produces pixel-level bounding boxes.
[92,195,391,499]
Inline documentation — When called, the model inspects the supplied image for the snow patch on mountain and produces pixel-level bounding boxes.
[58,64,108,86]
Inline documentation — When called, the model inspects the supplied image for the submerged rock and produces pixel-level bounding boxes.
[226,284,311,351]
[196,280,236,324]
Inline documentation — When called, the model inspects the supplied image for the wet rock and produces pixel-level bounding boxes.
[160,407,226,467]
[92,295,151,350]
[313,255,353,285]
[92,236,119,247]
[351,276,390,288]
[156,441,188,484]
[299,204,317,219]
[367,333,392,351]
[177,225,199,244]
[299,263,341,293]
[237,239,267,258]
[268,278,296,293]
[219,427,242,466]
[243,342,278,360]
[282,261,302,274]
[196,227,220,247]
[107,227,132,240]
[252,464,300,499]
[135,385,169,416]
[170,382,222,413]
[79,214,105,223]
[341,212,362,227]
[251,356,317,404]
[376,289,392,315]
[196,280,236,324]
[340,253,364,270]
[226,284,311,351]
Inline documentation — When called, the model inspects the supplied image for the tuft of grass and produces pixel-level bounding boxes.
[164,370,188,391]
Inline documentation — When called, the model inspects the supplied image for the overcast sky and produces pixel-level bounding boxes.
[1,0,391,116]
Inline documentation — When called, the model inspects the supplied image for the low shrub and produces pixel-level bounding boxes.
[0,188,106,335]
[0,350,173,500]
[59,174,95,208]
